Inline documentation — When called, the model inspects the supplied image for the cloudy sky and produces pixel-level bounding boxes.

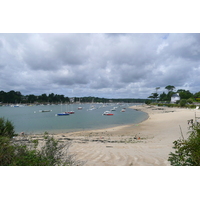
[0,33,200,98]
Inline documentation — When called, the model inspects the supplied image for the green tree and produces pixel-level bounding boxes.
[168,123,200,166]
[165,85,175,92]
[177,89,193,99]
[148,93,158,101]
[159,92,168,101]
[28,94,37,103]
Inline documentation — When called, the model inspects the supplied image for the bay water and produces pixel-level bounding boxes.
[0,103,148,135]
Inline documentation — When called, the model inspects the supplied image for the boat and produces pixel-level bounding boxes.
[78,107,82,110]
[39,110,52,112]
[66,111,75,114]
[56,102,70,116]
[121,109,126,112]
[103,111,114,116]
[110,107,117,111]
[56,112,70,116]
[88,105,96,111]
[65,104,75,114]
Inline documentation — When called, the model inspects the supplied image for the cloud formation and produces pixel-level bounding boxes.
[0,33,200,98]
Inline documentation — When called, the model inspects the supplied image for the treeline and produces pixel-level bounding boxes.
[148,85,200,103]
[0,90,147,104]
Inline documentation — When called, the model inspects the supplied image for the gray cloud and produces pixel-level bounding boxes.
[0,33,200,98]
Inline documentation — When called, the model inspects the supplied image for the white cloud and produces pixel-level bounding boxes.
[0,33,200,98]
[156,42,169,54]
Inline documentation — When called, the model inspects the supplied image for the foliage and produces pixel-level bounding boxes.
[168,123,200,166]
[177,89,193,99]
[165,85,175,92]
[0,90,148,104]
[0,126,83,166]
[145,100,152,105]
[194,92,200,99]
[147,85,200,104]
[179,99,187,107]
[187,98,194,104]
[0,117,15,138]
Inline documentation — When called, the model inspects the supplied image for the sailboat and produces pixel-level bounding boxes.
[56,102,70,116]
[66,104,75,114]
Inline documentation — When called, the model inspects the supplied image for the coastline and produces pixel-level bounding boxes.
[21,104,200,166]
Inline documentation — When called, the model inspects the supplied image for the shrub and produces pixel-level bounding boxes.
[0,118,84,166]
[145,100,152,105]
[179,99,187,107]
[0,131,83,166]
[168,123,200,166]
[0,117,15,138]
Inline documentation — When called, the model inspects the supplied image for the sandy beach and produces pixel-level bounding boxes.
[18,105,200,166]
[50,104,199,166]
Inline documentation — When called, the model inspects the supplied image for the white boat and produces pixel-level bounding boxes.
[110,107,117,111]
[103,111,114,116]
[39,110,52,112]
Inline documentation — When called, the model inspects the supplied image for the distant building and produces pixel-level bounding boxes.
[171,93,180,103]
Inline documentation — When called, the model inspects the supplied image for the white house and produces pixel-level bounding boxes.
[171,93,180,103]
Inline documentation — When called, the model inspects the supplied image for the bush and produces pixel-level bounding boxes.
[168,123,200,166]
[179,99,187,107]
[0,117,15,138]
[145,100,152,105]
[0,118,84,166]
[0,129,83,165]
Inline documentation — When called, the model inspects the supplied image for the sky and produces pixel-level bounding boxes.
[0,33,200,99]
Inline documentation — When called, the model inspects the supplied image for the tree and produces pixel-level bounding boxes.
[165,85,175,92]
[159,92,168,101]
[177,89,193,99]
[27,94,37,103]
[168,123,200,166]
[148,93,158,101]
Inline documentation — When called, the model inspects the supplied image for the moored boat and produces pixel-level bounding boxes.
[103,111,114,116]
[66,111,75,114]
[39,110,52,112]
[56,112,70,116]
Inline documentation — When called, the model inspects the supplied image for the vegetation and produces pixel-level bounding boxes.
[0,118,82,166]
[0,90,147,104]
[147,85,200,107]
[0,118,15,138]
[168,123,200,166]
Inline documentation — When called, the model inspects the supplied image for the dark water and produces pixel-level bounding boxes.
[0,103,148,135]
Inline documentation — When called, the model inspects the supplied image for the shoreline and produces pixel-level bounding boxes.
[53,105,149,137]
[18,104,200,166]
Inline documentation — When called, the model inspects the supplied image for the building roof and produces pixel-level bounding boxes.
[171,93,180,97]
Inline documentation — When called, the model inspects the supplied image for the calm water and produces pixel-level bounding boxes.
[0,103,148,135]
